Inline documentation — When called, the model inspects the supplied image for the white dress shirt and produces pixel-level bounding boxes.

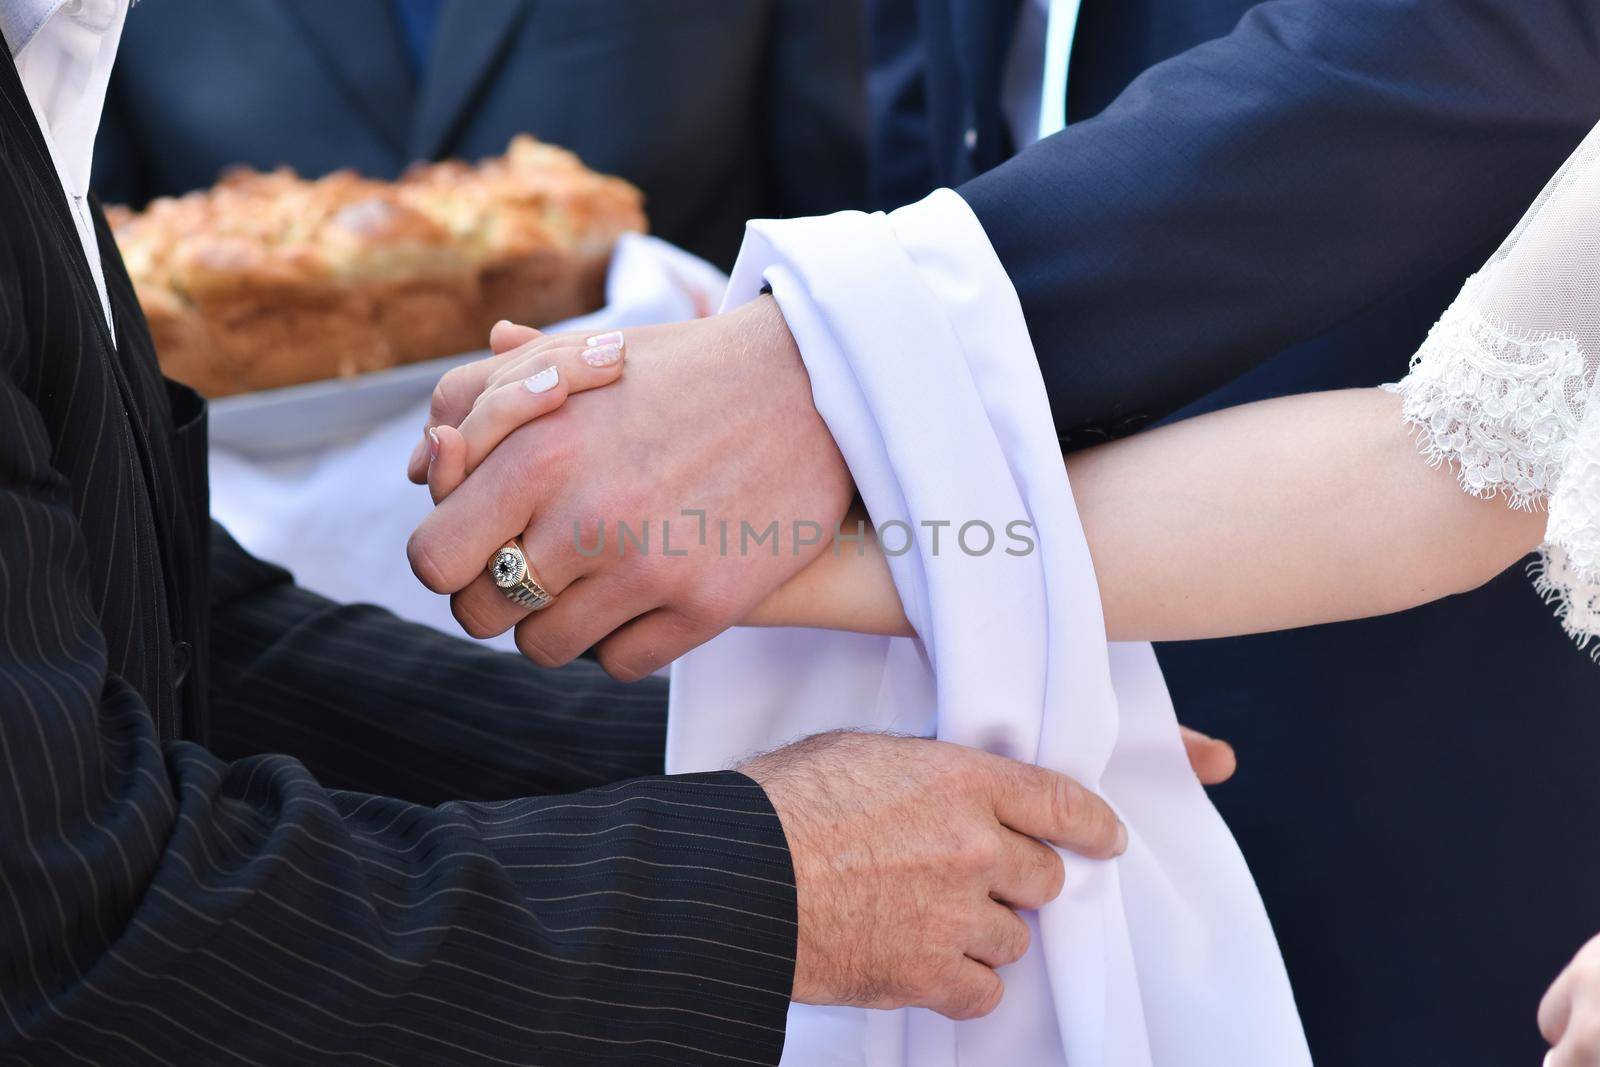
[673,6,1311,1063]
[0,0,127,336]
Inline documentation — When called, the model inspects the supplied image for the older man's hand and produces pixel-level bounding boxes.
[741,731,1127,1019]
[407,296,851,680]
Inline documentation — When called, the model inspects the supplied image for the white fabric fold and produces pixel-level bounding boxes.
[667,190,1309,1066]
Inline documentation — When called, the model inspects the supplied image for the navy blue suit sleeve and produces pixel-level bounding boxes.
[960,1,1600,440]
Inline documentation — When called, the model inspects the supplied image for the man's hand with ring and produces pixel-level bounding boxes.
[407,297,853,680]
[410,320,1241,791]
[742,731,1127,1019]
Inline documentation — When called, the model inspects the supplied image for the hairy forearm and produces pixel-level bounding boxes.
[748,389,1545,642]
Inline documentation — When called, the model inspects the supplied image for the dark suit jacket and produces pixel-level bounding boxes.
[0,47,795,1066]
[872,1,1600,1063]
[93,0,867,268]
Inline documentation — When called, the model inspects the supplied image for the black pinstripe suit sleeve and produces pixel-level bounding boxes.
[205,523,673,805]
[0,380,796,1063]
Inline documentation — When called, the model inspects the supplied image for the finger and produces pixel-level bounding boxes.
[1179,725,1237,786]
[456,360,572,479]
[456,342,626,479]
[988,758,1127,860]
[427,424,467,504]
[407,422,555,593]
[1543,962,1579,1047]
[480,329,624,397]
[406,327,569,483]
[448,571,538,639]
[1550,1004,1600,1067]
[408,348,532,483]
[447,517,594,639]
[514,570,651,668]
[964,902,1031,970]
[593,607,710,682]
[989,827,1066,910]
[408,431,432,484]
[923,959,1005,1022]
[491,320,542,355]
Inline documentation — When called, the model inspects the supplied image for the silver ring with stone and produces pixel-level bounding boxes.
[489,539,554,611]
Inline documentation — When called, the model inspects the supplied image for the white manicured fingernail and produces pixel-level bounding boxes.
[524,367,559,394]
[583,342,623,367]
[585,330,623,348]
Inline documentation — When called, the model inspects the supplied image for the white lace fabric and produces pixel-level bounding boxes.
[1390,120,1600,655]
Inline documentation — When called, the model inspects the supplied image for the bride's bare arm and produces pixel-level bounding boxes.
[744,388,1545,643]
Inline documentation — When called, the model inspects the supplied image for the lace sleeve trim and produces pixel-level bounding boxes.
[1388,287,1600,657]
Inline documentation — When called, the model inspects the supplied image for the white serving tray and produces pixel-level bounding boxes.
[207,349,488,459]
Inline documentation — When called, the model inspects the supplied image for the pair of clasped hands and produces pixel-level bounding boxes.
[398,300,1220,1019]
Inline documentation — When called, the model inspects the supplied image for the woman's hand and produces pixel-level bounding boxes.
[409,320,628,502]
[1541,933,1600,1065]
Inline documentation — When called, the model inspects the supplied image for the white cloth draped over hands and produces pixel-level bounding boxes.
[667,190,1310,1066]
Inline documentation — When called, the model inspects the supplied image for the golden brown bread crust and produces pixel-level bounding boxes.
[109,137,647,397]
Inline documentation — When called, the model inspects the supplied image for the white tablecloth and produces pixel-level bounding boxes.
[208,234,727,650]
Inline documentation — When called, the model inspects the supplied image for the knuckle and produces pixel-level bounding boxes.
[960,829,1000,874]
[928,747,978,795]
[515,621,567,668]
[680,579,742,628]
[451,594,506,639]
[502,420,564,481]
[1540,993,1564,1045]
[906,956,952,1008]
[948,975,1003,1021]
[406,528,454,593]
[1049,774,1085,831]
[971,978,1005,1019]
[596,644,649,683]
[1037,850,1066,902]
[1001,916,1031,963]
[430,369,470,421]
[428,381,452,421]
